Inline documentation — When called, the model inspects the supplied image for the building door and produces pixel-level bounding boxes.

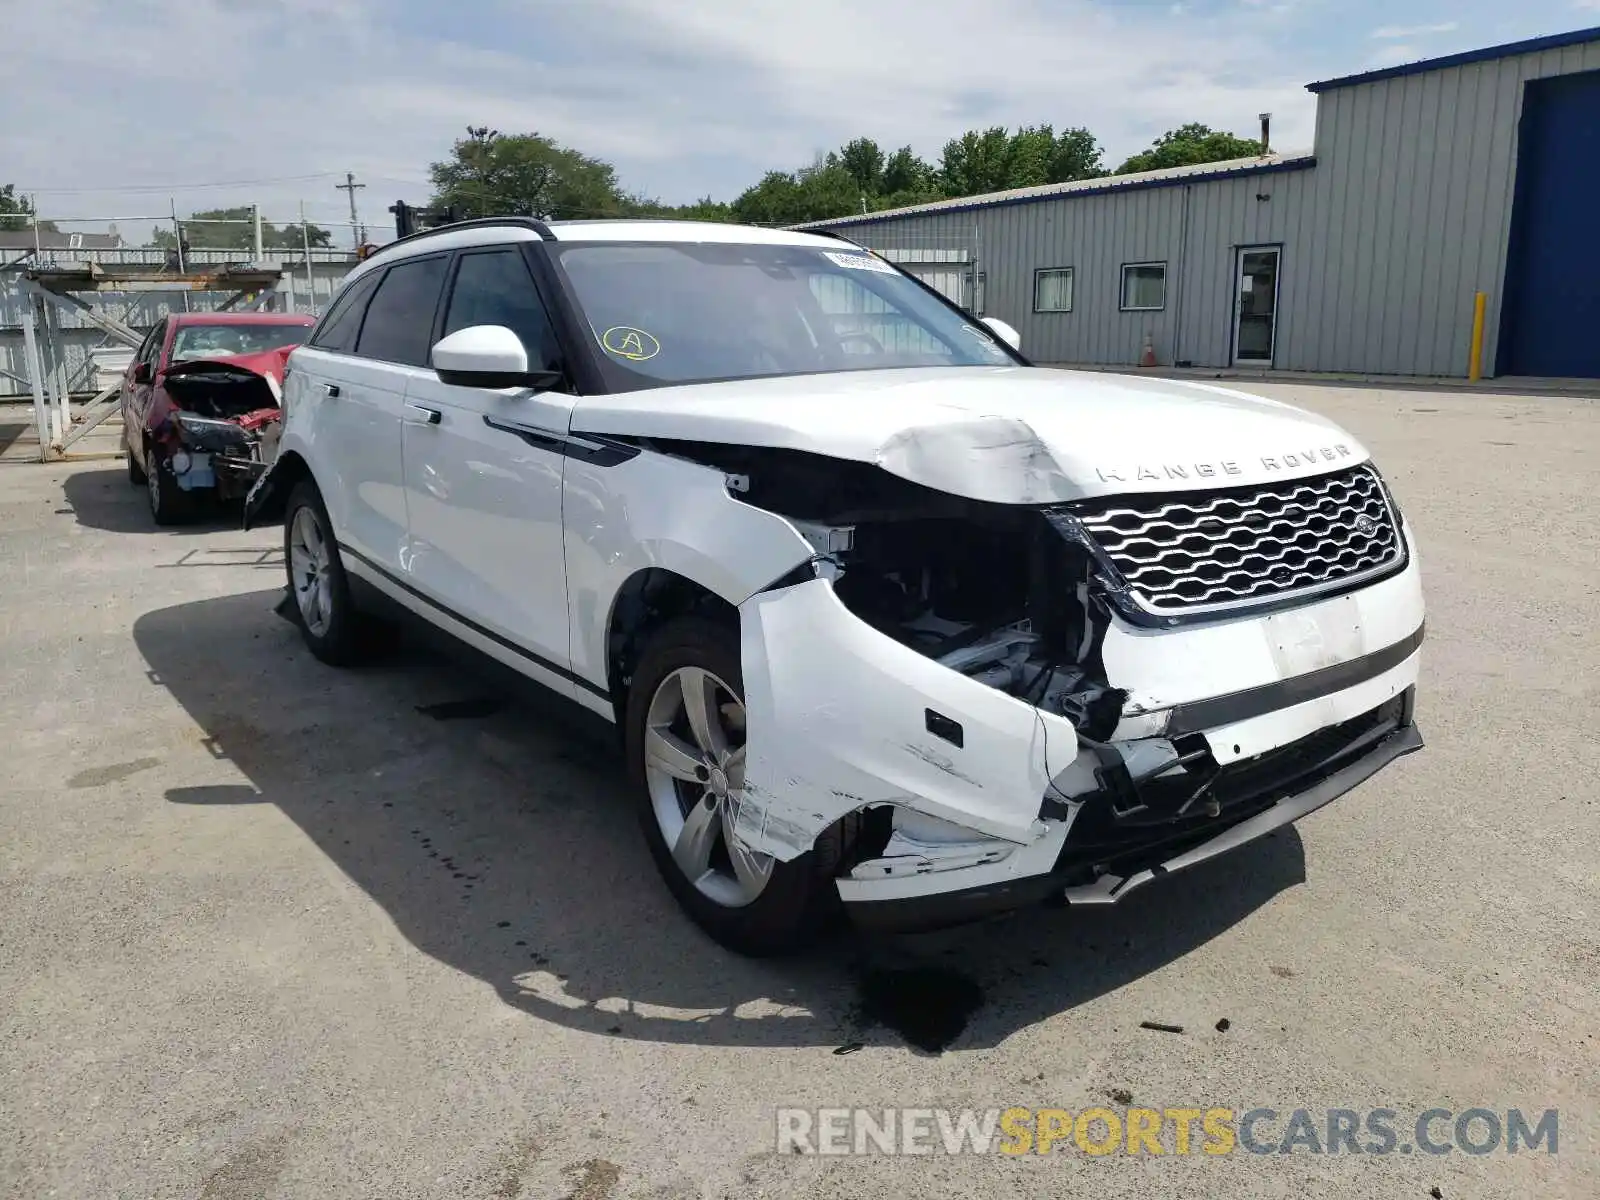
[1233,246,1281,365]
[1499,69,1600,378]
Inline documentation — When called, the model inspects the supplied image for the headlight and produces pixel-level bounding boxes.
[176,413,238,435]
[170,450,192,474]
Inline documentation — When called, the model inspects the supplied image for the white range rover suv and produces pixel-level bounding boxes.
[246,218,1424,954]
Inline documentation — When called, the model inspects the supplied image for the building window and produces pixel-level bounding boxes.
[1033,267,1074,312]
[1120,262,1167,311]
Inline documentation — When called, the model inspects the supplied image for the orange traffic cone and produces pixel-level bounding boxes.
[1138,333,1157,368]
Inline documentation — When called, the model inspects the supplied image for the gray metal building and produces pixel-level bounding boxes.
[799,27,1600,380]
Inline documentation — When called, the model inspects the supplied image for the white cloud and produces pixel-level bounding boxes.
[1367,43,1421,67]
[1371,22,1460,38]
[9,0,1319,235]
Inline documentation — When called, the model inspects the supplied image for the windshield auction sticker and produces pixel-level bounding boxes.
[601,326,661,361]
[822,251,897,274]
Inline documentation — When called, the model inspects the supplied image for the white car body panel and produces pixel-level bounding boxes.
[736,577,1082,860]
[569,367,1362,505]
[400,376,577,674]
[285,346,411,571]
[562,450,818,694]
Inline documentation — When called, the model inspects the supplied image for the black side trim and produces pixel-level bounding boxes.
[338,543,612,701]
[1166,624,1424,735]
[481,415,640,466]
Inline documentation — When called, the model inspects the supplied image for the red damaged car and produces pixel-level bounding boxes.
[121,312,315,524]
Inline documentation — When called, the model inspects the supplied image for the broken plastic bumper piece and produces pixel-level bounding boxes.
[841,687,1422,934]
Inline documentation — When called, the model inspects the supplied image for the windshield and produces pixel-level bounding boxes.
[553,241,1016,389]
[169,323,310,363]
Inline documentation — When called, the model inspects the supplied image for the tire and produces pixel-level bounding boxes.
[625,616,837,956]
[282,479,371,666]
[145,441,191,526]
[125,426,147,487]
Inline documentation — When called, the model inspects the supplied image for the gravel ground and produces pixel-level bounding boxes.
[1,383,1595,1199]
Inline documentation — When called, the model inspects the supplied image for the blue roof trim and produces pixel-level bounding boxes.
[808,156,1317,229]
[1307,25,1600,92]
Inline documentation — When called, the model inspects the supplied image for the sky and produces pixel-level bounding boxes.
[5,0,1599,243]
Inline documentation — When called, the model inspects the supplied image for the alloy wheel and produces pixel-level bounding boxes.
[288,505,334,638]
[643,665,773,908]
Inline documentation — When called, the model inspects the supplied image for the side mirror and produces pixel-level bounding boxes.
[431,324,561,390]
[132,362,153,385]
[980,317,1021,352]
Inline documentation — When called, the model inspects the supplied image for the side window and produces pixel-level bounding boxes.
[310,271,381,354]
[442,249,563,372]
[354,255,449,366]
[140,320,168,365]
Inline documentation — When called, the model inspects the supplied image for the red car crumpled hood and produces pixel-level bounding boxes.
[163,344,294,388]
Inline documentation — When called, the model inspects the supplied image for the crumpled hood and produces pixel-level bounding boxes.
[569,367,1370,504]
[163,345,293,390]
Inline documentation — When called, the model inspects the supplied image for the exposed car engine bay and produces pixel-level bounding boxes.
[642,440,1128,740]
[162,363,283,420]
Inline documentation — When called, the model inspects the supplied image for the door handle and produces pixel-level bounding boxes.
[405,404,442,426]
[323,383,340,398]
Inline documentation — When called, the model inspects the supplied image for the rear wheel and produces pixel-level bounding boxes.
[283,480,371,666]
[626,617,835,955]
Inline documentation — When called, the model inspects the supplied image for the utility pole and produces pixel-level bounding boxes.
[335,172,367,249]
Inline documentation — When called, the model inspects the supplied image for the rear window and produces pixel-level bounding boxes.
[309,272,381,354]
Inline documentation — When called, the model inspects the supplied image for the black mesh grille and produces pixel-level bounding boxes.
[1074,464,1402,612]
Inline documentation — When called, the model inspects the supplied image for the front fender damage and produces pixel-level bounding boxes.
[734,577,1087,862]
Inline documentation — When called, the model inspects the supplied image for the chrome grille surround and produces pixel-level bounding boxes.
[1074,464,1403,614]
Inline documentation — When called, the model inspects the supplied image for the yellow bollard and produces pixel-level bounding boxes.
[1468,291,1487,382]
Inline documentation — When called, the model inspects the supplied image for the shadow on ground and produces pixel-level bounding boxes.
[133,587,1306,1053]
[62,465,248,535]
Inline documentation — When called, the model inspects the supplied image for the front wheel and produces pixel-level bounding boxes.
[145,442,191,525]
[625,617,836,956]
[125,423,147,487]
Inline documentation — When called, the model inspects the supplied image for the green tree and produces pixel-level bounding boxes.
[1116,123,1264,174]
[881,146,935,195]
[150,207,331,251]
[938,125,1106,197]
[729,170,807,225]
[429,126,631,220]
[939,127,1014,196]
[1047,126,1105,182]
[622,194,734,222]
[837,137,886,196]
[0,184,58,233]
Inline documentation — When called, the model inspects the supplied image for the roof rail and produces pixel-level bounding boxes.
[375,215,557,258]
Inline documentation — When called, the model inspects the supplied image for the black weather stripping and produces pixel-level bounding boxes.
[482,416,640,466]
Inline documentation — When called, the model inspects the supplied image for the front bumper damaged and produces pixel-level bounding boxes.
[737,558,1425,936]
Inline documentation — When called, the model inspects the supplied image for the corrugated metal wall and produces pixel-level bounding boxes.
[1304,38,1600,376]
[830,37,1600,378]
[842,169,1320,371]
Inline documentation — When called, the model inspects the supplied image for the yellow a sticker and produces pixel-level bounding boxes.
[601,326,661,362]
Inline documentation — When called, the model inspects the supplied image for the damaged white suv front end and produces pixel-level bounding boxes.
[568,364,1425,940]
